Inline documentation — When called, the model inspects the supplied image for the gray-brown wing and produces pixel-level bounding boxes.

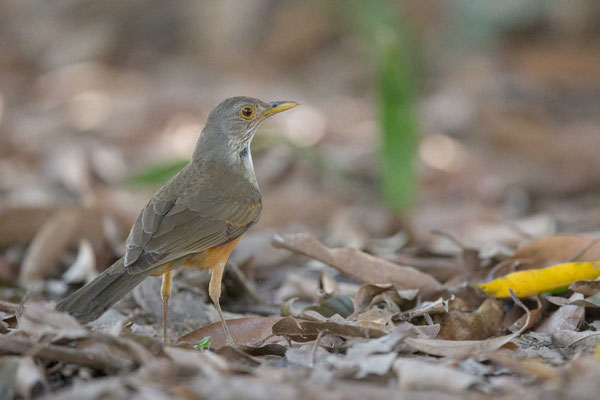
[124,194,261,273]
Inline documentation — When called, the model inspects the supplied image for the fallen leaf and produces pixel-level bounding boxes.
[18,302,88,342]
[62,239,97,284]
[328,352,398,378]
[352,283,395,315]
[352,283,418,317]
[236,344,287,357]
[163,346,228,379]
[398,297,449,320]
[346,324,416,358]
[437,298,504,340]
[0,207,57,245]
[275,272,359,302]
[509,235,600,268]
[569,278,600,296]
[272,233,443,299]
[177,316,283,350]
[488,351,560,381]
[20,208,83,287]
[319,270,338,295]
[272,316,386,342]
[477,261,600,298]
[304,294,354,318]
[405,333,519,359]
[394,358,480,392]
[280,297,301,317]
[545,293,600,308]
[285,345,330,369]
[510,296,543,332]
[407,290,530,358]
[537,293,585,333]
[552,330,600,349]
[356,307,394,331]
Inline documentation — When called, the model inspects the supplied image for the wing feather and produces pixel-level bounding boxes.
[125,191,261,273]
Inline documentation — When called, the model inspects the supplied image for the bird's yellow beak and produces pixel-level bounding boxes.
[262,101,298,118]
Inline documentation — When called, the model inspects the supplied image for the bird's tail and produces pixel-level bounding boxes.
[56,257,151,324]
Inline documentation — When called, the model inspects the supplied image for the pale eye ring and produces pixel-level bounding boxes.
[240,105,254,119]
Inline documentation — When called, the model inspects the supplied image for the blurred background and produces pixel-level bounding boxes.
[1,0,600,300]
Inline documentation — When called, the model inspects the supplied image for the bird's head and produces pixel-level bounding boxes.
[198,96,297,157]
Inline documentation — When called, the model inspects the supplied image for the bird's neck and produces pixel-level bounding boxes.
[192,135,258,189]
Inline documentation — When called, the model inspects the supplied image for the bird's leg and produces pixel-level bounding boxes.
[160,270,173,343]
[209,261,233,345]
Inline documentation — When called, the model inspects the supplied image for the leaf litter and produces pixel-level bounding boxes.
[4,232,600,398]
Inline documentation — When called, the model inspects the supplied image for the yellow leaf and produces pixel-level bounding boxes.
[596,344,600,361]
[476,262,600,298]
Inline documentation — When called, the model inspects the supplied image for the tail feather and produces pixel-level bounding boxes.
[56,257,151,323]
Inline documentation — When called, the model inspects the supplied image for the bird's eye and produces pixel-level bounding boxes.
[240,105,254,119]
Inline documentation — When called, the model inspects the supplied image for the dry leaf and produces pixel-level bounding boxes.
[552,330,600,349]
[18,302,88,341]
[545,293,600,308]
[437,298,503,340]
[177,316,283,350]
[346,324,416,358]
[327,352,398,378]
[394,358,480,392]
[305,294,354,318]
[163,346,228,379]
[509,235,600,268]
[537,293,585,333]
[272,316,386,342]
[0,206,57,245]
[399,297,449,320]
[489,351,560,381]
[569,278,600,296]
[510,296,543,332]
[356,307,394,331]
[405,333,519,359]
[353,283,395,315]
[62,239,97,284]
[20,208,83,287]
[272,233,443,299]
[275,272,358,302]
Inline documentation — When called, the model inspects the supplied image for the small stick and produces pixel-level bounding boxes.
[509,289,531,335]
[311,329,328,368]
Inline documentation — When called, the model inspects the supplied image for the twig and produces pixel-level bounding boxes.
[509,289,531,335]
[311,329,328,368]
[0,335,135,373]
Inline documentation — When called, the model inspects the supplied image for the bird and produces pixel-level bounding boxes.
[56,96,297,343]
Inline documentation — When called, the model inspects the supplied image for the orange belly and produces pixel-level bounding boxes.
[149,236,243,276]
